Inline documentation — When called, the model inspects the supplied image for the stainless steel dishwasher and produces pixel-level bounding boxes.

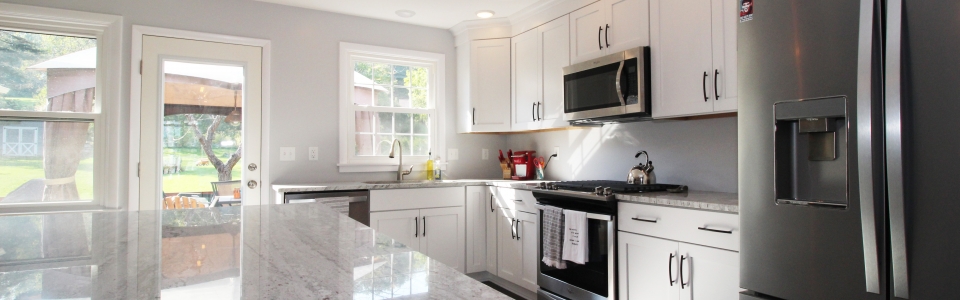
[283,190,370,226]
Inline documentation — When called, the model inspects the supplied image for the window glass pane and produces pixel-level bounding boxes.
[370,63,393,85]
[376,135,393,156]
[407,67,428,87]
[412,136,429,156]
[412,114,429,134]
[356,134,374,156]
[393,65,409,86]
[353,84,373,106]
[376,112,393,134]
[410,88,428,109]
[0,120,94,203]
[355,111,374,133]
[393,87,410,108]
[397,136,412,155]
[0,30,97,112]
[395,113,411,134]
[374,86,391,107]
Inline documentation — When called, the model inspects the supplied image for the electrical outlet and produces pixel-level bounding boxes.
[482,149,489,160]
[554,146,560,158]
[308,147,319,161]
[448,148,459,161]
[280,147,296,161]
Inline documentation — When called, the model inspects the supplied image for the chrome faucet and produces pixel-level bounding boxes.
[388,139,414,181]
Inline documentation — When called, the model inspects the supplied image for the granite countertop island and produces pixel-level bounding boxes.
[0,203,510,299]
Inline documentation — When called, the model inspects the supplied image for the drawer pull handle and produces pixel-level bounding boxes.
[631,217,658,223]
[514,199,524,202]
[697,226,733,234]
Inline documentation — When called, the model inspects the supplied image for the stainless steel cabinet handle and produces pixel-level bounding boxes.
[679,255,688,289]
[605,24,610,47]
[697,226,733,234]
[598,26,604,50]
[631,217,658,223]
[422,216,426,237]
[668,253,677,286]
[702,72,709,101]
[415,217,419,237]
[714,69,720,99]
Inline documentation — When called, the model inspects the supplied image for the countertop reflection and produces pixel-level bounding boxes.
[0,204,509,299]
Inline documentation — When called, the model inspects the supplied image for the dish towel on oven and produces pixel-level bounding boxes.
[562,209,588,264]
[541,205,566,269]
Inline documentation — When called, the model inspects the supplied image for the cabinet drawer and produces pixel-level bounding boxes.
[370,187,465,212]
[493,187,537,213]
[618,202,739,251]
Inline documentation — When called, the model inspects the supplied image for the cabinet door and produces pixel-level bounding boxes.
[539,15,571,129]
[651,0,715,118]
[497,209,523,284]
[370,210,422,252]
[470,38,512,132]
[420,206,466,273]
[569,1,607,64]
[710,0,738,112]
[618,232,680,300]
[466,186,487,273]
[517,211,540,291]
[512,29,542,131]
[678,243,739,300]
[604,0,650,53]
[485,191,499,274]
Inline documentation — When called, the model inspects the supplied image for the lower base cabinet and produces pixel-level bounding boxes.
[370,207,465,273]
[619,232,739,300]
[496,207,539,292]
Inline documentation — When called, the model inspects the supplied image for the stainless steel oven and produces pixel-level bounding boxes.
[534,190,617,300]
[562,47,651,125]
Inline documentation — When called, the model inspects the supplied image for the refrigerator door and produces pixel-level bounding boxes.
[738,0,886,299]
[898,0,960,298]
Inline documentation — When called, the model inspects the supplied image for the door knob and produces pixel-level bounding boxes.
[247,180,258,189]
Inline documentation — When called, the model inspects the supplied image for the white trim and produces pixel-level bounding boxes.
[0,4,122,211]
[338,42,446,174]
[129,26,272,210]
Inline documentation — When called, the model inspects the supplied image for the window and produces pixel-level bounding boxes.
[339,43,445,172]
[0,4,121,212]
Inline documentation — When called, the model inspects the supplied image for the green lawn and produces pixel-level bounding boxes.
[0,147,241,199]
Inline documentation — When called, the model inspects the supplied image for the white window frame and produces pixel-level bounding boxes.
[0,4,123,214]
[338,43,446,173]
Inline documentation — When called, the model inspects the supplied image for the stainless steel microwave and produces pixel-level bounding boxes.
[562,47,651,124]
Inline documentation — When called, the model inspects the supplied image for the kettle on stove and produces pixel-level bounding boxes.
[627,151,656,185]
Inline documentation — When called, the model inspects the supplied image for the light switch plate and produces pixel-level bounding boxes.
[448,148,459,161]
[280,147,296,161]
[482,149,489,160]
[308,147,319,161]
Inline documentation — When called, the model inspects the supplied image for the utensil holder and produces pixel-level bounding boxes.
[535,166,544,180]
[500,163,511,179]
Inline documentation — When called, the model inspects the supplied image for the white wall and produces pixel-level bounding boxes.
[2,0,509,206]
[506,116,738,193]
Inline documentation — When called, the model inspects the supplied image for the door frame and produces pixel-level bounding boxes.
[128,25,272,210]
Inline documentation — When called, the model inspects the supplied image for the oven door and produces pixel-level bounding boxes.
[538,211,616,300]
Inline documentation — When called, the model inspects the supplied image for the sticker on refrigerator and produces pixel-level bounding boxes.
[740,0,754,23]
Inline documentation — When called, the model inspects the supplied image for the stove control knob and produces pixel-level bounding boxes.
[547,183,558,190]
[595,187,603,196]
[538,182,547,189]
[603,187,613,196]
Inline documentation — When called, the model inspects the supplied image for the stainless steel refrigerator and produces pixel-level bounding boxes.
[739,0,960,299]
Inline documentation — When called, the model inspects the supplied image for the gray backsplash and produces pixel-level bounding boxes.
[505,116,738,193]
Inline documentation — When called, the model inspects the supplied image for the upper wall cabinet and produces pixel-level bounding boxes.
[570,0,650,64]
[458,38,512,133]
[512,15,571,131]
[651,0,738,118]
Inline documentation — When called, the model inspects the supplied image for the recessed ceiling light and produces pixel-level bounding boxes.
[476,10,495,19]
[395,10,416,18]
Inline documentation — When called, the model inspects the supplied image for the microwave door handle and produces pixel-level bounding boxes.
[615,60,626,111]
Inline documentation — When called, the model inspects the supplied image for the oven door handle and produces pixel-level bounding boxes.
[535,205,613,221]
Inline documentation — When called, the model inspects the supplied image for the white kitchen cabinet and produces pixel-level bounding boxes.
[539,15,571,129]
[466,186,488,273]
[458,38,512,133]
[485,189,498,274]
[512,29,541,131]
[516,210,539,291]
[371,207,466,273]
[619,231,739,300]
[651,0,738,118]
[369,209,422,252]
[678,242,739,300]
[619,232,680,300]
[497,209,523,284]
[570,0,650,64]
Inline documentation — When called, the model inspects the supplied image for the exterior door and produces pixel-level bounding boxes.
[498,208,522,284]
[651,0,714,118]
[370,209,422,252]
[420,206,465,273]
[619,232,680,300]
[138,35,262,209]
[679,243,739,300]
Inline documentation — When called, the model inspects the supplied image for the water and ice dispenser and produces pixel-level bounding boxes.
[774,96,848,208]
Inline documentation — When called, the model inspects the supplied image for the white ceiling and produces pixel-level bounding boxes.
[256,0,544,29]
